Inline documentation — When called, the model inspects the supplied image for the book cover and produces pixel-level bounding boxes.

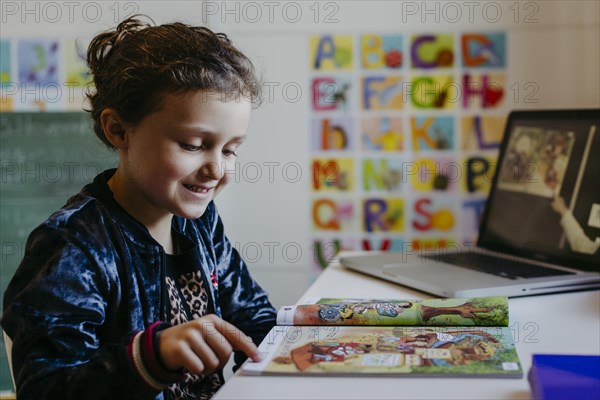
[244,297,521,378]
[277,296,509,326]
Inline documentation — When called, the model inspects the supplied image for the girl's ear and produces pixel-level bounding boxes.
[100,109,130,150]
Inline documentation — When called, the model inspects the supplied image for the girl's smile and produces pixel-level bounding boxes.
[182,183,216,199]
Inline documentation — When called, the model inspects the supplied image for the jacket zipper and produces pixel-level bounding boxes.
[159,250,167,322]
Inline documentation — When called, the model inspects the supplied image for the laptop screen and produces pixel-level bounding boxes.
[478,109,600,271]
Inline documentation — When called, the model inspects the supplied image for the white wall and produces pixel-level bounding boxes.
[211,0,600,269]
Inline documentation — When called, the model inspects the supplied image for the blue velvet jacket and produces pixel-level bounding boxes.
[1,170,277,399]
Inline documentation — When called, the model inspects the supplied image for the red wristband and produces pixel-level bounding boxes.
[141,321,185,383]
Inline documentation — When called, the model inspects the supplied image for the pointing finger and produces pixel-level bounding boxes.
[212,320,261,362]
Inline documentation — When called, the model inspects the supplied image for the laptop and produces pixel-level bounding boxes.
[342,109,600,297]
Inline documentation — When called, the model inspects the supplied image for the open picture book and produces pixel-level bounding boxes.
[241,296,523,378]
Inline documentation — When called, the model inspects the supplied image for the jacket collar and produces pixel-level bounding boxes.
[85,169,160,247]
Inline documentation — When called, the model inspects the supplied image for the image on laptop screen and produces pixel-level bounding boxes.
[479,110,600,270]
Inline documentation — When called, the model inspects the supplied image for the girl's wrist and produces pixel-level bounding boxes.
[128,321,184,391]
[152,322,184,374]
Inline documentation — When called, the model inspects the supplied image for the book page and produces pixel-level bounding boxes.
[242,326,522,378]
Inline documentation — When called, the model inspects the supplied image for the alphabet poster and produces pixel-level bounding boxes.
[310,32,508,271]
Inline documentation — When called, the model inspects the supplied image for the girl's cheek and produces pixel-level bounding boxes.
[173,157,199,176]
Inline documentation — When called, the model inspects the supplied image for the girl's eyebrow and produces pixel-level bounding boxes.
[227,134,248,143]
[177,127,247,142]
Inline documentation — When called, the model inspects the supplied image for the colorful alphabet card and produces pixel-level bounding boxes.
[312,76,355,112]
[360,237,406,252]
[411,197,458,234]
[361,75,404,110]
[363,198,405,233]
[460,115,505,151]
[311,35,354,71]
[462,33,506,68]
[311,116,355,151]
[361,34,403,70]
[312,237,355,270]
[411,34,454,69]
[461,73,506,109]
[312,198,357,232]
[410,75,457,109]
[460,155,497,194]
[361,117,404,151]
[311,158,355,192]
[411,116,455,151]
[362,157,405,192]
[408,157,459,193]
[461,197,487,242]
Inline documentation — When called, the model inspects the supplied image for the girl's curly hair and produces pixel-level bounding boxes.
[85,15,262,149]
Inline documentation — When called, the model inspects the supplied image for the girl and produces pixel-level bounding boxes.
[1,16,277,399]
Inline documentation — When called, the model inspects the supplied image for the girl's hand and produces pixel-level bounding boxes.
[157,314,261,375]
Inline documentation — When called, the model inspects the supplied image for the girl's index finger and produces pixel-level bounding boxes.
[214,320,262,362]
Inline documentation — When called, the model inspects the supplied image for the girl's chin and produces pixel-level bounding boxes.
[175,205,209,220]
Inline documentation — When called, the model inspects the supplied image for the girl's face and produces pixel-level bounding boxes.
[115,91,251,223]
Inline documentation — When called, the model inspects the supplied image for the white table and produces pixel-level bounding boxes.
[214,253,600,400]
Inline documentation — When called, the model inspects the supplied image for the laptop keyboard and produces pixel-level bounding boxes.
[429,252,575,280]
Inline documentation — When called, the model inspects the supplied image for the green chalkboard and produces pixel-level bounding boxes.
[0,112,117,391]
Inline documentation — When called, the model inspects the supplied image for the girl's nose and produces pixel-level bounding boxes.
[199,160,223,180]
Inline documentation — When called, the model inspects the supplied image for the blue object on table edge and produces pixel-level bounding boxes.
[528,354,600,400]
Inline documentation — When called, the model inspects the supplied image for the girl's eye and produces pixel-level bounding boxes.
[180,143,203,151]
[223,149,239,157]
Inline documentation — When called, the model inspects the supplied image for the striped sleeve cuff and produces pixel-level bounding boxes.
[127,322,184,391]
